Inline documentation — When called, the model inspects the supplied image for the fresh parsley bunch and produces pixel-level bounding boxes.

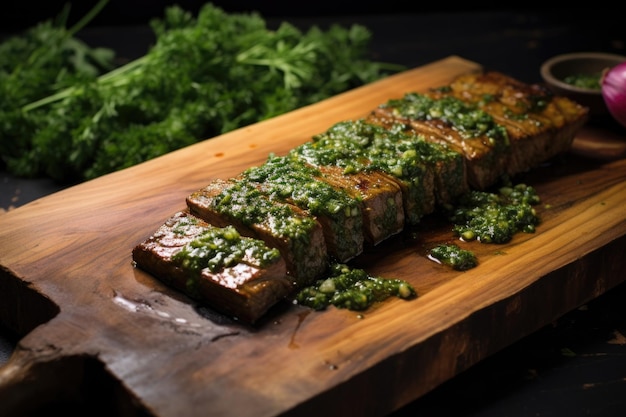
[0,2,402,183]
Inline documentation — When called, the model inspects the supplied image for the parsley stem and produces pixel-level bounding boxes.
[22,55,146,113]
[66,0,110,38]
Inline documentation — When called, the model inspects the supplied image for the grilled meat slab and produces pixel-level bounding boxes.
[314,164,405,245]
[373,71,588,189]
[132,211,291,323]
[186,179,328,286]
[444,71,588,176]
[370,95,510,190]
[240,155,364,262]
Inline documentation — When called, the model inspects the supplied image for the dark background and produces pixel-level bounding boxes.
[3,2,540,29]
[0,2,609,35]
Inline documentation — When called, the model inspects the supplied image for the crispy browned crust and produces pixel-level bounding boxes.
[430,71,589,177]
[132,211,292,324]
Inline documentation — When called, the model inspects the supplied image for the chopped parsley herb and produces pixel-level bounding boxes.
[429,244,478,271]
[381,93,510,148]
[446,183,541,244]
[563,73,602,90]
[294,263,416,311]
[172,225,281,272]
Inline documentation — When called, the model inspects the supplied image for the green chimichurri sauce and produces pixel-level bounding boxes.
[429,243,477,271]
[172,225,281,272]
[294,263,416,311]
[242,154,361,218]
[294,119,457,178]
[563,73,602,90]
[211,180,318,242]
[382,93,510,149]
[427,182,541,271]
[445,182,541,244]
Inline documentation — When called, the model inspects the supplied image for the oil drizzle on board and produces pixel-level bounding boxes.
[288,310,311,349]
[112,290,241,341]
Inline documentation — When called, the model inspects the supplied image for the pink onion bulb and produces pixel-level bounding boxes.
[602,61,626,128]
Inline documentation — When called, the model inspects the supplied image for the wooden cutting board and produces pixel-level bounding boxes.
[1,56,626,417]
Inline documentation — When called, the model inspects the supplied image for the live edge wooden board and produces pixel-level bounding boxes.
[1,56,626,417]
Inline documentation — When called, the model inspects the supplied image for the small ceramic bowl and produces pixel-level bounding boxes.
[540,52,626,123]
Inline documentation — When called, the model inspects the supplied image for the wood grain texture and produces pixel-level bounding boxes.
[0,56,625,417]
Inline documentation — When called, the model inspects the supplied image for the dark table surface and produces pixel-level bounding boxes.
[2,5,626,416]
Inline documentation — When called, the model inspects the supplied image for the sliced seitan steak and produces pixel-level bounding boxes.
[133,69,589,324]
[362,115,469,206]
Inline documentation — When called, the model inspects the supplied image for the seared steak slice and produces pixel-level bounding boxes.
[371,92,510,190]
[413,138,468,206]
[288,139,404,245]
[132,211,291,324]
[298,119,441,225]
[363,115,468,206]
[314,164,404,245]
[240,155,364,262]
[186,179,328,286]
[433,71,589,177]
